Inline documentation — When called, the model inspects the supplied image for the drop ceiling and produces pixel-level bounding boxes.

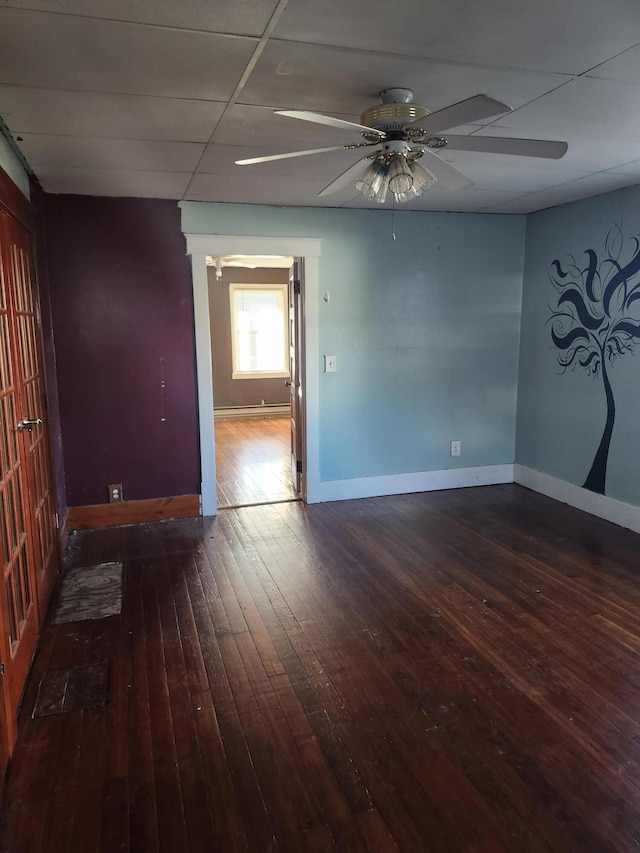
[2,0,640,213]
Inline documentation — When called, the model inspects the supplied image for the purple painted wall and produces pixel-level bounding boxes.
[44,195,200,506]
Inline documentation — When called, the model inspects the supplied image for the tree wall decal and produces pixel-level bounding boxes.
[548,226,640,494]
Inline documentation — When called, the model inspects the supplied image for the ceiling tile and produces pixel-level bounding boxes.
[0,86,225,141]
[272,0,640,74]
[608,160,640,175]
[0,0,280,36]
[0,8,256,99]
[18,134,206,172]
[487,172,640,214]
[585,43,640,83]
[241,40,568,116]
[438,155,588,192]
[488,77,640,141]
[481,196,546,215]
[36,166,192,197]
[186,171,357,206]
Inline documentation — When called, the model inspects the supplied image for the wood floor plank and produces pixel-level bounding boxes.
[6,485,640,850]
[154,552,218,853]
[125,558,160,853]
[142,554,190,853]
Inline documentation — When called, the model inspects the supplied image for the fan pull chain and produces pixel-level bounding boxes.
[391,195,397,240]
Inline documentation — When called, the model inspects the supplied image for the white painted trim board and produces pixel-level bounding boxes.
[514,464,640,536]
[316,464,514,503]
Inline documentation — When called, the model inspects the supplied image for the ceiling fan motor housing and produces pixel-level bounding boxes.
[360,88,429,138]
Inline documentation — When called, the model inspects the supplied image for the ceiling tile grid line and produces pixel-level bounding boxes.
[0,3,275,38]
[578,38,640,77]
[181,0,293,199]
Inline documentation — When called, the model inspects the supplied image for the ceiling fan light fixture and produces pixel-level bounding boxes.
[387,154,413,195]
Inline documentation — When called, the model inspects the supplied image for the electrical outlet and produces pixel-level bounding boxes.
[108,484,123,503]
[450,440,461,457]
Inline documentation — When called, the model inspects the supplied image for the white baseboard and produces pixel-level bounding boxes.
[314,463,514,504]
[214,404,289,420]
[514,464,640,535]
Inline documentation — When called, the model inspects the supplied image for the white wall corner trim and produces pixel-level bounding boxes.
[315,464,514,504]
[514,464,640,536]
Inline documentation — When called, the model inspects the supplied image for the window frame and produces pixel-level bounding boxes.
[229,282,290,380]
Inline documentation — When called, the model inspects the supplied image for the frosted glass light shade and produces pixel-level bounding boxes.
[355,160,386,199]
[395,185,421,203]
[387,155,413,194]
[409,160,437,194]
[395,162,437,202]
[374,178,388,204]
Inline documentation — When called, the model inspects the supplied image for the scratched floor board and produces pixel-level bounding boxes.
[5,485,640,850]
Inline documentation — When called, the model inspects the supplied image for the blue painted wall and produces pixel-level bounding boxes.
[517,184,640,506]
[181,202,524,483]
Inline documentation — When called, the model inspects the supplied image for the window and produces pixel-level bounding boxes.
[229,283,289,379]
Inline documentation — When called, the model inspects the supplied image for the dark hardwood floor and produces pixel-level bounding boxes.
[215,416,296,508]
[4,484,640,851]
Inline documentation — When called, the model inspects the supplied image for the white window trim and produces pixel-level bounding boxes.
[229,282,290,380]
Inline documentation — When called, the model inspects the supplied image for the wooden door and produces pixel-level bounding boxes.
[0,210,58,761]
[288,260,305,496]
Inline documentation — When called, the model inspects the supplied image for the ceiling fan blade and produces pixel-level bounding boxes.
[443,135,568,159]
[408,94,512,133]
[276,110,385,137]
[420,150,475,190]
[318,155,373,197]
[236,145,352,165]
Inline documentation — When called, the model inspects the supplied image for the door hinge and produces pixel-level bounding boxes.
[296,460,303,473]
[0,663,5,676]
[294,279,301,295]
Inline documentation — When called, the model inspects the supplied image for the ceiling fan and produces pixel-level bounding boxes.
[235,88,568,203]
[206,255,258,280]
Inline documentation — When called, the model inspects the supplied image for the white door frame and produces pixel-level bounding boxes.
[185,233,322,516]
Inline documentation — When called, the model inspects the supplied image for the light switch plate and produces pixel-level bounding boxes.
[324,355,337,373]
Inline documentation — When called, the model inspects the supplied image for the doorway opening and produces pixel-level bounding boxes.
[185,232,321,516]
[207,253,301,509]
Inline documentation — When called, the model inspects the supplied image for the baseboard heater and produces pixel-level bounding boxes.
[214,404,290,420]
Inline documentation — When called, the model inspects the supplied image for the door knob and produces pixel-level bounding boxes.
[284,381,293,387]
[17,417,42,432]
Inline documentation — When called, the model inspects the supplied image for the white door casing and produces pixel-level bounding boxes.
[185,234,321,515]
